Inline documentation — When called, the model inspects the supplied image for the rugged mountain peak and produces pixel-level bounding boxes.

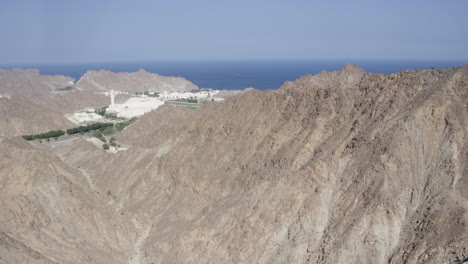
[280,64,365,92]
[339,63,365,73]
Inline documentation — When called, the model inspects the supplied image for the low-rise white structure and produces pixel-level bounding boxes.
[109,97,165,118]
[66,112,105,124]
[159,90,220,100]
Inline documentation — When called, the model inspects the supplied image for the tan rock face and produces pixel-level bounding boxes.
[0,65,467,264]
[0,138,135,264]
[0,68,73,97]
[0,96,74,138]
[76,69,199,93]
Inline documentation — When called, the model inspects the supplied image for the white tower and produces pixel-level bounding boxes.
[110,89,115,108]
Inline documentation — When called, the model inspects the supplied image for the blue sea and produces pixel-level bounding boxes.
[1,60,466,91]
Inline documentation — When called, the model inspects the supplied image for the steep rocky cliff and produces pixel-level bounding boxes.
[0,65,467,264]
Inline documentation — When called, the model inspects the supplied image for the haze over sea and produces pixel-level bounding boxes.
[2,60,466,91]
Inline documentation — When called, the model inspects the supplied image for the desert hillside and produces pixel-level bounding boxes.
[0,65,467,264]
[0,96,75,138]
[0,68,73,97]
[76,69,199,93]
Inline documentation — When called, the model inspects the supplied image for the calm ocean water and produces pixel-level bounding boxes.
[1,60,466,91]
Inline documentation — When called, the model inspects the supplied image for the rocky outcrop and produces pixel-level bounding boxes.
[76,69,199,93]
[0,68,73,97]
[0,65,467,263]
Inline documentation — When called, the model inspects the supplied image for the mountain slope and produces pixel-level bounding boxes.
[113,65,466,263]
[76,69,199,93]
[0,138,135,264]
[0,68,72,97]
[1,65,467,264]
[0,96,75,138]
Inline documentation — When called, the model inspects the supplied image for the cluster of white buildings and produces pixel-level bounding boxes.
[104,89,222,118]
[158,90,220,100]
[68,89,224,123]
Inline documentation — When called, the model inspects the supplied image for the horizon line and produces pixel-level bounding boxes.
[1,58,467,66]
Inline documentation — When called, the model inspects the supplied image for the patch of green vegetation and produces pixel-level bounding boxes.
[22,130,65,141]
[66,122,113,135]
[199,99,213,104]
[95,107,107,117]
[115,118,137,131]
[186,106,200,111]
[143,91,159,97]
[55,85,74,92]
[174,98,198,103]
[23,117,139,144]
[106,116,126,121]
[93,131,106,142]
[102,143,110,150]
[109,137,118,147]
[105,112,117,118]
[190,89,209,93]
[100,125,115,136]
[96,107,123,119]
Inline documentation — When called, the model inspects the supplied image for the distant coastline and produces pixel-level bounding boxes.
[1,60,466,91]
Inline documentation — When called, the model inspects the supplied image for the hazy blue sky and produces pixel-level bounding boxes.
[1,0,467,64]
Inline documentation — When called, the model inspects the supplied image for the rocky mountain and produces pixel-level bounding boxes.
[0,68,73,97]
[76,69,199,93]
[0,68,122,138]
[0,65,467,264]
